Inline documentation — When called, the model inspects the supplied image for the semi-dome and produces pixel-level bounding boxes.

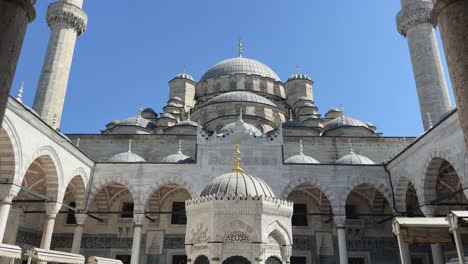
[336,151,374,165]
[206,91,276,107]
[200,57,281,82]
[160,113,176,119]
[324,115,369,131]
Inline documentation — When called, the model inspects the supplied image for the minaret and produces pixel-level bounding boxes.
[396,0,451,130]
[33,0,87,129]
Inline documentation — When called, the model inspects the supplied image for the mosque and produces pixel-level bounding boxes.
[0,0,467,264]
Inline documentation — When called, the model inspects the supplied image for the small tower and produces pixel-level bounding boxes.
[285,68,314,107]
[396,0,451,130]
[168,68,196,112]
[33,0,88,129]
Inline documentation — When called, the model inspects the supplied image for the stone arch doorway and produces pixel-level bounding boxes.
[223,256,251,264]
[266,256,282,264]
[194,255,210,264]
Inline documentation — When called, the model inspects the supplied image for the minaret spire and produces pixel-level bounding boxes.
[16,82,24,103]
[128,138,133,153]
[238,38,243,57]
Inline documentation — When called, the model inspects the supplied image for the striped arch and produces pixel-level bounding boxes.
[266,220,292,245]
[421,151,464,205]
[142,175,195,209]
[280,177,340,216]
[0,116,22,184]
[341,176,394,215]
[22,146,63,200]
[63,170,88,209]
[394,175,421,213]
[87,176,139,211]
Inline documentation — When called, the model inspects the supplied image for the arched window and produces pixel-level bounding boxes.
[266,256,282,264]
[194,255,210,264]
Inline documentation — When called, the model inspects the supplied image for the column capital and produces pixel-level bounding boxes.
[396,2,434,36]
[421,205,437,217]
[334,216,346,228]
[133,213,145,226]
[46,1,87,35]
[44,202,61,218]
[0,184,20,203]
[74,213,87,225]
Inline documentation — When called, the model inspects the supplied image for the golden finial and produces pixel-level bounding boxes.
[238,38,243,57]
[232,141,244,173]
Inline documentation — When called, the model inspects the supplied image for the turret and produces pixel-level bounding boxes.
[168,71,196,112]
[33,0,87,129]
[285,71,314,107]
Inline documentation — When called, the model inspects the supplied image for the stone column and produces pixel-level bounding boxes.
[130,214,144,264]
[32,0,87,129]
[334,216,348,264]
[396,0,451,130]
[0,185,20,242]
[0,0,36,126]
[40,202,61,250]
[432,0,468,145]
[71,213,87,253]
[422,206,445,264]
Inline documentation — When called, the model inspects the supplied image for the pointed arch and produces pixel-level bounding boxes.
[87,176,139,211]
[22,147,63,200]
[0,116,22,184]
[143,175,194,209]
[266,220,292,245]
[64,174,87,209]
[281,177,340,215]
[341,177,394,213]
[394,175,422,213]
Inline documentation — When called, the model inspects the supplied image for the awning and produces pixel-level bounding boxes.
[0,243,22,259]
[87,256,123,264]
[393,217,451,243]
[25,248,84,264]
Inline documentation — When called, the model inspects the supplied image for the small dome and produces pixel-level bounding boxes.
[167,102,182,107]
[108,151,146,162]
[324,116,369,131]
[200,171,275,197]
[206,91,276,107]
[161,152,193,163]
[287,73,312,82]
[200,57,281,82]
[285,154,319,164]
[142,108,157,119]
[117,116,151,128]
[160,113,176,119]
[336,152,374,165]
[173,72,194,82]
[302,102,315,107]
[285,140,320,164]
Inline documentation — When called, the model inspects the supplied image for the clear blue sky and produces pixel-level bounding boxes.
[11,0,455,136]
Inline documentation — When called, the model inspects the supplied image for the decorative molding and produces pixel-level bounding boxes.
[47,2,88,35]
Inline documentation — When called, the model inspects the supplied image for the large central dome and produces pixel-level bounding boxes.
[200,57,281,82]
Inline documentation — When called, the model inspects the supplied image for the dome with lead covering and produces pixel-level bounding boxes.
[161,140,194,163]
[336,151,374,165]
[287,73,312,82]
[285,140,320,164]
[108,139,145,162]
[206,91,276,107]
[324,115,369,131]
[200,171,275,197]
[200,57,281,82]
